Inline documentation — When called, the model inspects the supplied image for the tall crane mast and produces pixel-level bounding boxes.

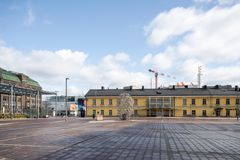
[148,69,158,89]
[148,69,176,89]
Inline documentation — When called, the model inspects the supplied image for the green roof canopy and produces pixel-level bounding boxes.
[26,78,40,87]
[0,68,21,83]
[0,68,40,88]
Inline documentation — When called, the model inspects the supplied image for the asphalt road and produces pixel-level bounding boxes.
[0,118,240,160]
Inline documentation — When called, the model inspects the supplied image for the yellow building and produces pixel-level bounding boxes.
[85,85,240,117]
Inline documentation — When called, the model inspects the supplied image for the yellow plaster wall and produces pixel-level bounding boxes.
[86,96,239,117]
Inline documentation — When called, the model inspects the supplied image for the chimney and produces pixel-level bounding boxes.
[101,86,104,90]
[172,85,175,90]
[156,91,162,94]
[141,86,144,90]
[235,85,239,91]
[203,85,207,89]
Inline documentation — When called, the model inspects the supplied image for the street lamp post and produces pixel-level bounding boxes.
[10,85,13,119]
[37,90,39,119]
[65,78,69,122]
[161,97,164,120]
[237,90,239,121]
[55,91,58,116]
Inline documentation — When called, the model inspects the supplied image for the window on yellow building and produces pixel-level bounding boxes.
[202,99,207,105]
[134,99,138,105]
[236,98,240,105]
[109,99,112,105]
[183,110,187,116]
[182,99,187,105]
[101,99,104,105]
[101,110,104,115]
[92,99,96,105]
[192,99,196,105]
[226,99,230,105]
[192,110,196,116]
[216,99,220,105]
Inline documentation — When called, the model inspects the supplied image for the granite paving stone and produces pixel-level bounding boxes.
[0,118,240,159]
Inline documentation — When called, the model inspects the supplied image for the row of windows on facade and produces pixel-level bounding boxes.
[2,96,39,103]
[92,109,112,116]
[91,109,233,117]
[183,109,235,117]
[92,109,138,116]
[2,97,37,104]
[92,99,138,106]
[91,98,240,106]
[183,98,240,105]
[183,110,204,116]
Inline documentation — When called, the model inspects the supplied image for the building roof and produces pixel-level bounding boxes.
[0,67,41,88]
[25,78,40,87]
[0,68,21,83]
[85,86,240,97]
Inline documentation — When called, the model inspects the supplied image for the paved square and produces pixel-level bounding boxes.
[0,118,240,160]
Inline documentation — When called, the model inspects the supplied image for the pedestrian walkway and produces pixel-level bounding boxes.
[41,120,240,160]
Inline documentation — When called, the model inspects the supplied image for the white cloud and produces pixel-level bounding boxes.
[144,7,198,46]
[194,0,213,3]
[143,4,240,86]
[194,0,240,5]
[25,8,35,25]
[0,43,149,95]
[141,53,172,70]
[141,53,152,65]
[218,0,240,5]
[115,52,130,62]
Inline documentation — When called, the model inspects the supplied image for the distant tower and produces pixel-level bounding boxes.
[197,66,202,88]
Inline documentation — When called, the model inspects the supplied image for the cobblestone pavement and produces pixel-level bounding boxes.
[0,118,240,160]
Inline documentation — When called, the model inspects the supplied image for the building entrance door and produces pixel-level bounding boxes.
[163,110,170,117]
[150,110,157,117]
[80,109,85,117]
[226,109,230,117]
[216,109,221,117]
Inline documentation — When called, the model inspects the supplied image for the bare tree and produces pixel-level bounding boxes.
[117,93,134,120]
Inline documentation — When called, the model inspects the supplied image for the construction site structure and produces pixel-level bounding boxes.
[148,69,176,89]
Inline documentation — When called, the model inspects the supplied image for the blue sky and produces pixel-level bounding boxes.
[0,0,193,59]
[1,0,240,95]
